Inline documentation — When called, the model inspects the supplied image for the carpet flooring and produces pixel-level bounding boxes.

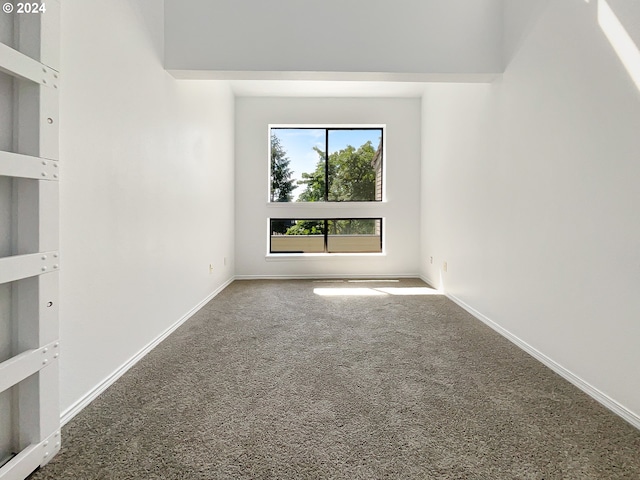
[29,279,640,479]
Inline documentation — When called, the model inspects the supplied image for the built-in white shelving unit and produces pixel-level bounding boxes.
[0,2,61,479]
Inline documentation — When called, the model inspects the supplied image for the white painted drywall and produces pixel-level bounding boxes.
[58,0,235,413]
[421,1,640,419]
[164,0,503,76]
[235,97,421,278]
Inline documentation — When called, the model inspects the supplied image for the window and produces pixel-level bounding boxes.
[270,219,383,254]
[268,125,385,255]
[270,127,383,203]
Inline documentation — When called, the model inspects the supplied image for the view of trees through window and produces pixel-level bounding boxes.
[270,127,383,203]
[270,219,382,254]
[270,127,383,241]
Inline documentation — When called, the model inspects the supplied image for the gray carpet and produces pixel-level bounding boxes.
[29,279,640,479]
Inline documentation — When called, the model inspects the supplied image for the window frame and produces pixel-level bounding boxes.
[268,125,385,204]
[269,217,384,255]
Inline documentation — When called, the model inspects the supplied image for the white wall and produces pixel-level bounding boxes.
[421,1,640,421]
[235,97,421,278]
[164,0,503,76]
[59,0,235,414]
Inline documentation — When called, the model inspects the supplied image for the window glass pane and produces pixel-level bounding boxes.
[326,219,382,253]
[270,127,383,203]
[327,129,382,202]
[270,219,325,253]
[271,129,325,202]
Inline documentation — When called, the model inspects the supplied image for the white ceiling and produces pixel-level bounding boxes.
[165,0,503,75]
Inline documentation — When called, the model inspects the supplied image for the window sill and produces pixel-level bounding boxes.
[265,253,386,261]
[266,202,387,208]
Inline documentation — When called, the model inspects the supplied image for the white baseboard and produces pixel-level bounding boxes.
[60,276,235,426]
[235,273,420,280]
[419,274,437,289]
[444,290,640,431]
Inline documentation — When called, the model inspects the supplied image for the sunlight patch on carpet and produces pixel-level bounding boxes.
[313,286,441,296]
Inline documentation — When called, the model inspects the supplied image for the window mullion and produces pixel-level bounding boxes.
[324,129,329,202]
[324,219,328,253]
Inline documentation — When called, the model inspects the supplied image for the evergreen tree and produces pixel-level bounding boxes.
[270,134,295,203]
[270,134,296,234]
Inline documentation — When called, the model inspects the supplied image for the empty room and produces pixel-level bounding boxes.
[1,0,639,478]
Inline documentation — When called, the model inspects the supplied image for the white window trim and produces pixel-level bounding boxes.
[266,124,387,257]
[265,252,387,261]
[265,218,387,257]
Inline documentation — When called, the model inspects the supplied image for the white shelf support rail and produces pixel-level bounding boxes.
[0,253,60,285]
[0,43,59,87]
[0,152,59,181]
[0,342,60,394]
[0,431,60,480]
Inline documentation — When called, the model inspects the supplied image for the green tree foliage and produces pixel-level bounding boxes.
[284,218,377,236]
[328,141,376,202]
[270,134,295,203]
[295,141,376,202]
[285,220,325,235]
[327,219,376,235]
[286,141,378,235]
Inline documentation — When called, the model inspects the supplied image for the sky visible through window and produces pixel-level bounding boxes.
[274,128,382,201]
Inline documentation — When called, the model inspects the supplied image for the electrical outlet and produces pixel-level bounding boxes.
[430,256,433,264]
[209,264,214,274]
[443,261,447,272]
